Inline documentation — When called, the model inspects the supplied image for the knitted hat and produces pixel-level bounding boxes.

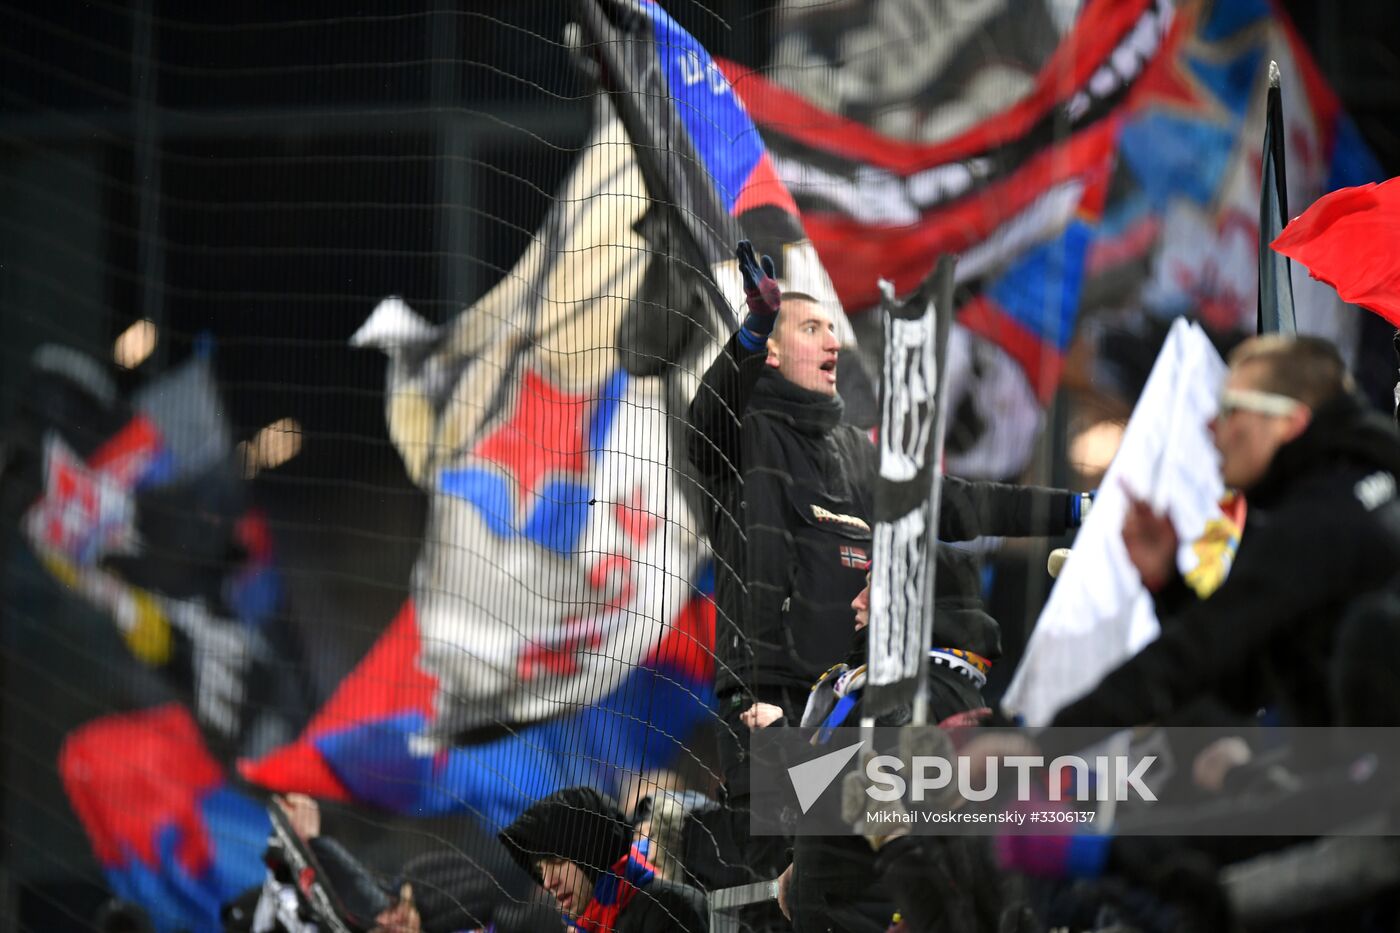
[498,786,633,883]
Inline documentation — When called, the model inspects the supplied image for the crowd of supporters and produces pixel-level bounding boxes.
[146,242,1400,933]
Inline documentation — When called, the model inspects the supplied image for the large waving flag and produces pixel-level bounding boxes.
[349,0,869,743]
[59,704,269,933]
[14,344,289,745]
[1087,0,1384,352]
[726,0,1172,476]
[247,0,862,823]
[241,590,714,830]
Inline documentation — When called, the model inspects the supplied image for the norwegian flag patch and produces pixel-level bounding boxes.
[839,545,868,569]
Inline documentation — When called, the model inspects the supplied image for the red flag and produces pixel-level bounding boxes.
[1271,177,1400,327]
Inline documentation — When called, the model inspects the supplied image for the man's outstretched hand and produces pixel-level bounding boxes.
[736,239,781,318]
[1122,494,1178,591]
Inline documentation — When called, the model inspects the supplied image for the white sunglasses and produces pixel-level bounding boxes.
[1216,388,1303,418]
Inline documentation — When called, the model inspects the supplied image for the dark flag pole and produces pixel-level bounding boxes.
[1259,60,1297,335]
[570,0,739,330]
[864,256,956,723]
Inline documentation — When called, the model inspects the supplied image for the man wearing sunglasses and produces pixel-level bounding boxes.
[1053,334,1400,733]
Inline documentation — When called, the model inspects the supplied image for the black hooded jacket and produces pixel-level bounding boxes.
[689,333,1073,697]
[1053,392,1400,730]
[499,787,708,933]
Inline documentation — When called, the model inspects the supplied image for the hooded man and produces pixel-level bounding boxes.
[499,786,708,933]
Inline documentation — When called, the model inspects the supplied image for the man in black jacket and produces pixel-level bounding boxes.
[686,241,1087,896]
[499,786,708,933]
[690,247,1085,719]
[1055,334,1400,731]
[688,242,872,732]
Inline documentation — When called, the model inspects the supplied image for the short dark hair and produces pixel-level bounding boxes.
[1228,334,1354,408]
[773,294,833,342]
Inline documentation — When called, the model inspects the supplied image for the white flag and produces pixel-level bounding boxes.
[1003,318,1228,726]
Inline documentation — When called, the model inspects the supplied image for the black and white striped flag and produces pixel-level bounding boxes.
[866,257,955,719]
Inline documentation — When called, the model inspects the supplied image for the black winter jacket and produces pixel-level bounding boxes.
[689,333,1074,697]
[1053,392,1400,730]
[611,878,709,933]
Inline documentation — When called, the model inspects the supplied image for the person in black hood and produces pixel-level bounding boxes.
[1055,334,1400,732]
[688,241,1086,887]
[499,786,708,933]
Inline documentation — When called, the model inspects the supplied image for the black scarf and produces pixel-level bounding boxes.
[747,371,844,437]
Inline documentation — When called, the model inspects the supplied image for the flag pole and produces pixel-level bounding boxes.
[571,0,740,329]
[911,256,957,727]
[863,257,957,731]
[1258,60,1297,335]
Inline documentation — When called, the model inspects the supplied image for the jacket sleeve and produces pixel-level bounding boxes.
[1051,505,1340,730]
[938,476,1074,541]
[873,836,1010,931]
[1150,569,1200,618]
[687,331,767,481]
[631,881,709,933]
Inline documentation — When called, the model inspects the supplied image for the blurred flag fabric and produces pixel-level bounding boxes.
[11,343,289,745]
[240,587,714,829]
[726,0,1173,477]
[249,0,862,822]
[1272,176,1400,328]
[59,704,269,933]
[1086,0,1384,354]
[1003,318,1229,725]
